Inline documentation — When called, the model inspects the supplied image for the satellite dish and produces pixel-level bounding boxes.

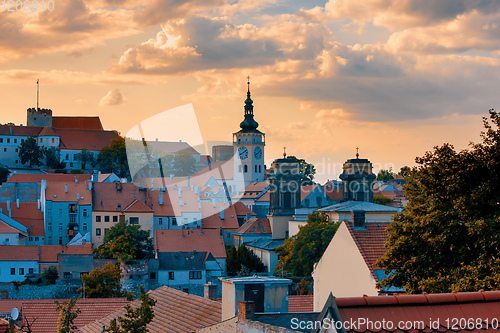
[11,307,19,321]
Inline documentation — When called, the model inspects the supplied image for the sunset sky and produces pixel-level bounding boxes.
[1,0,499,183]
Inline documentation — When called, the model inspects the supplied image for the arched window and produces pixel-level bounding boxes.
[255,165,258,172]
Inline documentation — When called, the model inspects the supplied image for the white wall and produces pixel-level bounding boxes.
[0,260,38,283]
[312,222,378,312]
[158,269,206,286]
[0,233,22,245]
[288,221,307,238]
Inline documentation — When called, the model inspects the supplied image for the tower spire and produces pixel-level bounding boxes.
[239,77,259,131]
[283,146,286,158]
[36,79,39,111]
[356,147,359,158]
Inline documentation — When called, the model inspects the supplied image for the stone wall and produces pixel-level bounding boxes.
[0,280,81,300]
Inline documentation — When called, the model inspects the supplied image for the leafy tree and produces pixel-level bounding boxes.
[376,110,500,294]
[78,261,134,300]
[105,285,156,333]
[173,152,196,176]
[295,278,313,295]
[376,169,394,181]
[398,166,411,177]
[0,166,10,184]
[55,298,81,333]
[93,223,154,262]
[275,213,339,277]
[76,148,95,170]
[45,147,67,169]
[287,156,316,184]
[19,136,45,167]
[373,195,394,205]
[226,245,267,276]
[42,265,59,285]
[98,137,130,179]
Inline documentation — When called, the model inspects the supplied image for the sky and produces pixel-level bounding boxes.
[1,0,499,183]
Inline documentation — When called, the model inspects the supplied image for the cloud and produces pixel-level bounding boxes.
[100,89,125,106]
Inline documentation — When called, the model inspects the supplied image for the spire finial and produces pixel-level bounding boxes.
[36,79,39,111]
[356,147,359,158]
[247,75,250,93]
[283,146,286,158]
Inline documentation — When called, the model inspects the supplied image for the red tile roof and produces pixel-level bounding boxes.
[123,199,153,213]
[45,181,92,205]
[192,159,234,182]
[149,189,175,216]
[52,116,104,130]
[21,298,129,333]
[232,201,256,217]
[0,125,42,137]
[322,186,342,201]
[202,204,240,229]
[0,202,44,237]
[155,228,226,258]
[288,295,314,313]
[79,286,222,333]
[345,222,390,282]
[56,128,118,151]
[235,218,271,234]
[92,182,149,212]
[7,173,91,183]
[0,245,38,261]
[39,244,92,263]
[0,218,27,236]
[38,126,58,136]
[236,181,269,200]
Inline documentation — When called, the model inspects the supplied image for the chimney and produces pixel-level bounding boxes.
[10,125,13,135]
[170,174,174,180]
[152,178,155,189]
[180,199,183,206]
[65,184,68,193]
[204,282,217,301]
[237,301,255,321]
[7,201,11,218]
[195,186,199,194]
[162,185,166,192]
[16,199,19,209]
[187,176,190,187]
[352,210,366,229]
[220,207,224,220]
[159,191,163,206]
[37,199,40,210]
[75,178,79,183]
[199,202,201,210]
[92,174,98,183]
[89,180,92,191]
[77,192,80,200]
[178,187,181,198]
[212,199,215,208]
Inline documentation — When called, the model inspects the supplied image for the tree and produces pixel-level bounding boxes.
[295,278,313,295]
[97,137,130,179]
[275,213,340,277]
[398,166,411,177]
[93,223,154,262]
[46,147,66,169]
[18,136,45,167]
[55,298,81,333]
[76,148,95,170]
[0,166,10,184]
[376,110,500,294]
[78,261,134,300]
[226,245,267,276]
[287,156,316,184]
[373,195,394,205]
[105,285,156,333]
[42,265,59,285]
[172,152,196,176]
[376,169,394,181]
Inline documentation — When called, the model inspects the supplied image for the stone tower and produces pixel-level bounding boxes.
[339,150,376,202]
[27,108,52,127]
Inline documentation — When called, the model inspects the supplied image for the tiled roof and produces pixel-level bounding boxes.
[45,181,92,205]
[0,245,38,260]
[155,228,226,258]
[0,202,45,237]
[202,204,240,229]
[21,298,129,333]
[300,184,319,201]
[192,159,234,182]
[123,199,153,213]
[345,222,390,282]
[38,126,58,136]
[0,213,29,236]
[0,125,42,136]
[288,295,314,313]
[321,291,500,333]
[52,116,104,130]
[235,181,269,199]
[322,186,342,201]
[7,173,91,183]
[79,286,222,333]
[233,201,256,216]
[235,218,271,234]
[56,128,118,151]
[92,182,149,212]
[149,189,175,216]
[317,200,401,212]
[39,244,92,263]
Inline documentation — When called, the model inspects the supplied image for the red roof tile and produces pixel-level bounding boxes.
[52,116,104,130]
[45,181,92,205]
[149,189,175,216]
[56,128,118,151]
[202,204,239,229]
[39,244,92,263]
[288,295,313,313]
[345,222,390,282]
[0,125,42,137]
[233,201,256,216]
[92,182,149,212]
[300,184,318,201]
[235,218,271,234]
[0,203,44,237]
[123,199,153,213]
[155,229,226,258]
[7,173,90,183]
[0,218,27,236]
[38,126,58,136]
[0,245,38,260]
[79,286,221,333]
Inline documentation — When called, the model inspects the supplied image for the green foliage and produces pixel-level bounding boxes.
[42,265,59,285]
[97,136,130,179]
[376,110,500,294]
[55,298,81,333]
[287,156,316,184]
[275,213,339,277]
[78,261,134,300]
[376,169,394,181]
[76,148,95,170]
[226,244,267,276]
[46,147,66,169]
[295,278,313,295]
[93,223,154,262]
[0,166,10,184]
[19,136,45,167]
[172,152,197,176]
[373,195,394,205]
[398,166,411,177]
[105,285,156,333]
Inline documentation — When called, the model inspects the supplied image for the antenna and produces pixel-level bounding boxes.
[36,79,39,110]
[11,307,19,321]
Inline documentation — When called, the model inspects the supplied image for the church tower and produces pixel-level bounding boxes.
[233,79,265,191]
[339,149,376,202]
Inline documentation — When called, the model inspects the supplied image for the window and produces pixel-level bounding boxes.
[51,138,55,143]
[150,272,156,280]
[189,271,202,279]
[47,208,51,217]
[259,165,261,173]
[65,154,69,160]
[59,223,63,231]
[29,268,34,274]
[10,268,15,275]
[83,223,87,231]
[40,138,43,143]
[159,218,163,225]
[172,218,177,226]
[244,165,248,173]
[3,148,6,152]
[96,228,101,236]
[21,138,24,143]
[129,217,139,225]
[83,209,88,217]
[6,138,9,143]
[69,162,73,167]
[69,215,76,224]
[59,208,63,217]
[59,237,63,245]
[48,223,52,231]
[15,148,18,153]
[104,216,110,222]
[255,165,257,172]
[63,272,72,279]
[13,139,17,143]
[169,272,174,280]
[96,215,101,222]
[19,268,24,275]
[113,216,118,222]
[29,237,33,241]
[104,228,109,235]
[34,237,39,241]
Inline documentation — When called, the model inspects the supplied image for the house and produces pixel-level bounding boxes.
[233,181,270,218]
[316,200,400,223]
[38,244,93,279]
[312,291,500,333]
[155,228,227,272]
[244,238,284,273]
[157,251,222,294]
[0,246,39,283]
[0,212,29,245]
[0,202,45,245]
[202,203,241,247]
[79,286,222,333]
[312,216,404,312]
[233,218,271,247]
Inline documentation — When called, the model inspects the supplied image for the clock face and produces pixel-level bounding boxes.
[238,146,248,160]
[254,146,262,160]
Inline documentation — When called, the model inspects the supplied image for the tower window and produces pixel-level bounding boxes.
[244,165,248,173]
[255,165,257,172]
[259,165,261,173]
